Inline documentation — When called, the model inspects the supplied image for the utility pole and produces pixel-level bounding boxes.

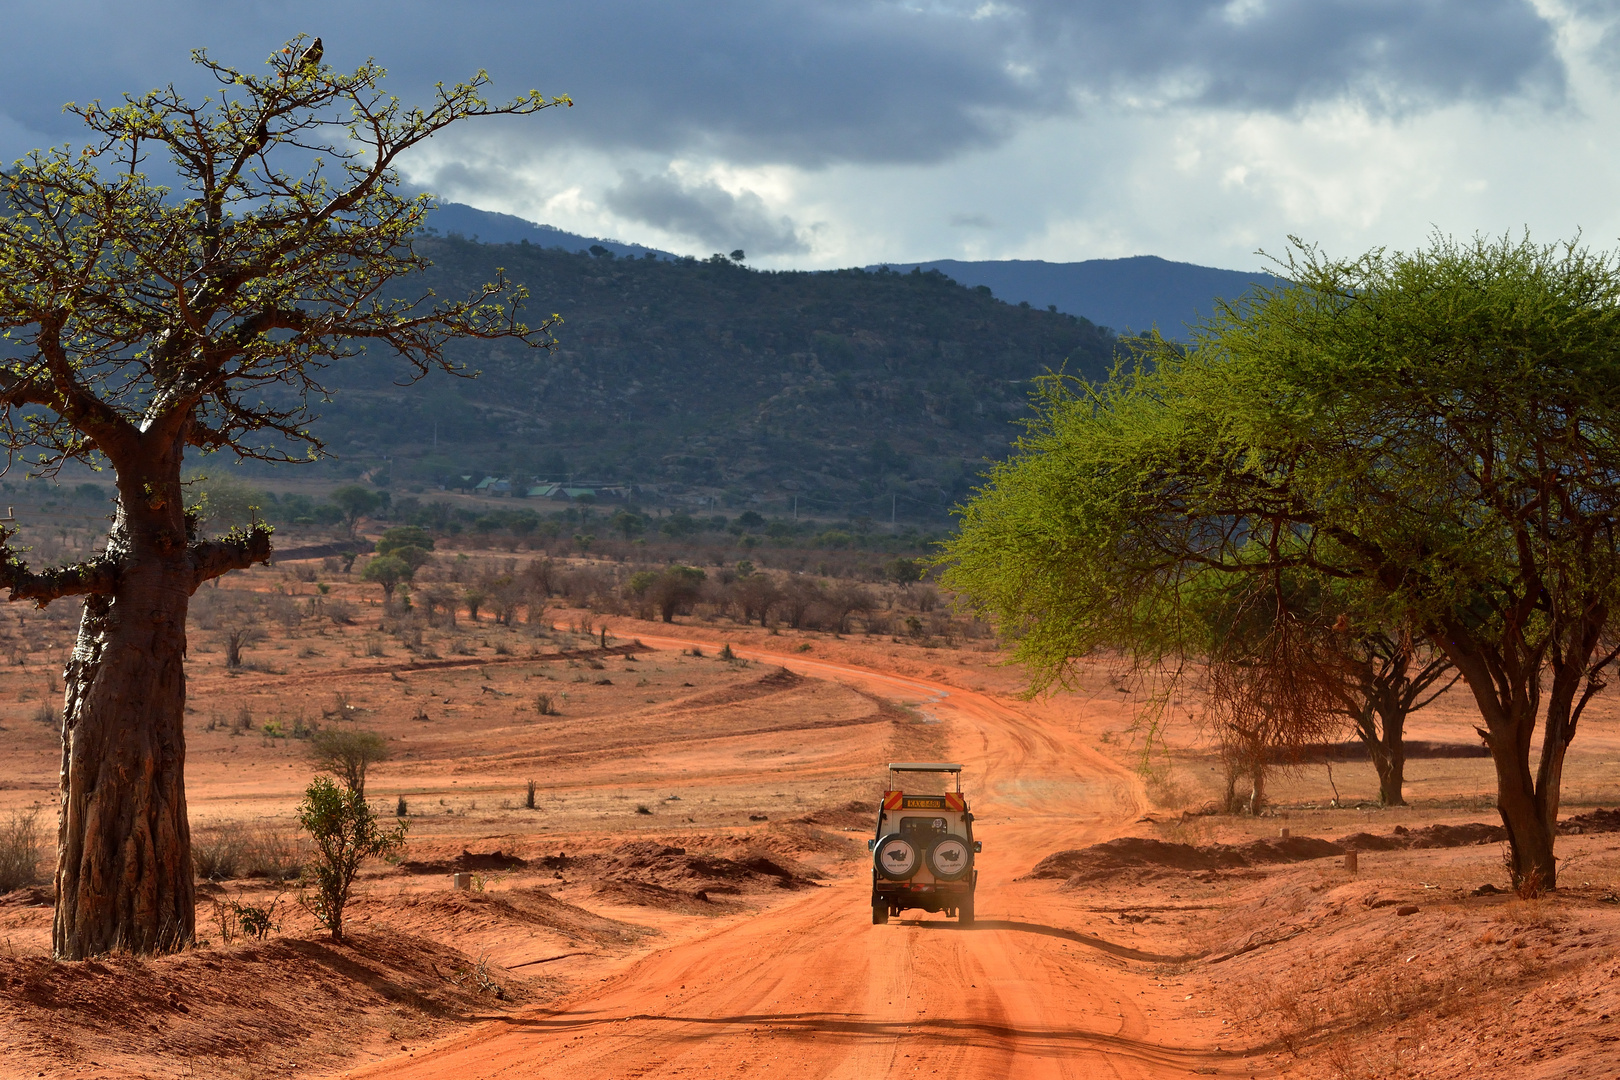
[432,420,438,448]
[793,495,798,521]
[891,493,897,527]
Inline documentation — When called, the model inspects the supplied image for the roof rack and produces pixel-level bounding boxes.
[888,762,963,792]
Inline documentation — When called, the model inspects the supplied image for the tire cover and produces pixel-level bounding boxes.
[874,834,918,881]
[927,835,973,881]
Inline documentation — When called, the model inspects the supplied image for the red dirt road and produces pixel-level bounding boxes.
[339,636,1225,1080]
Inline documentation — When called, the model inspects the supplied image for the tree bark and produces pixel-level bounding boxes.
[54,498,197,958]
[49,450,271,959]
[1439,623,1564,893]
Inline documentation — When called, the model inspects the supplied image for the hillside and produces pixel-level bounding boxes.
[291,241,1118,523]
[877,256,1282,339]
[424,201,677,260]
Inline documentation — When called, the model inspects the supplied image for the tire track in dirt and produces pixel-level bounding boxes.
[335,634,1221,1079]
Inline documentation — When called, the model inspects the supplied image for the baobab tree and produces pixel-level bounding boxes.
[0,37,568,958]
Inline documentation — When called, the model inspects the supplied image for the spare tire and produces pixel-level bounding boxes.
[873,834,919,881]
[927,835,973,882]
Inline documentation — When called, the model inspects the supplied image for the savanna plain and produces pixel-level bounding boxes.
[2,536,1619,1080]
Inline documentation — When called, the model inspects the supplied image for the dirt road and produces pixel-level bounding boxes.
[341,636,1224,1079]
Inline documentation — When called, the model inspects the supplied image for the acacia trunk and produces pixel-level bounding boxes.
[1491,737,1559,893]
[54,487,196,958]
[1360,705,1407,807]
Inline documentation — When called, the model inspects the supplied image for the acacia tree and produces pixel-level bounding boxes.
[0,39,568,958]
[944,235,1620,892]
[1320,627,1455,806]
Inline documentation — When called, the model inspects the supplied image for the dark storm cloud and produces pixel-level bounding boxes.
[0,1,1564,169]
[603,172,808,255]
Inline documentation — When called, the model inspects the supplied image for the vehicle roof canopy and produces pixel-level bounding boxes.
[887,762,964,793]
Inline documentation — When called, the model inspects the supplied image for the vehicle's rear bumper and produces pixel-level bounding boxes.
[874,881,972,897]
[873,879,973,913]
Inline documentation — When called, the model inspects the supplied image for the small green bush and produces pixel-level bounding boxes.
[296,776,407,942]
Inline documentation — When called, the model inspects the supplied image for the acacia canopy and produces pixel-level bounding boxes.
[944,234,1620,890]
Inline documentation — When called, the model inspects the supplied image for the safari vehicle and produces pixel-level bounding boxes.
[870,762,980,925]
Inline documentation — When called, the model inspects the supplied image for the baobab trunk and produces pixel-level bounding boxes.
[54,496,196,956]
[46,457,270,960]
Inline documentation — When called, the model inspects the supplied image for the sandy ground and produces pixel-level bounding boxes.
[1,563,1620,1078]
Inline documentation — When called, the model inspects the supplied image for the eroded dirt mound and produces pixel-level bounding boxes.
[0,885,51,907]
[601,839,824,895]
[791,800,878,829]
[367,886,651,948]
[1026,816,1610,884]
[1027,838,1248,881]
[592,879,750,914]
[397,849,530,874]
[673,666,805,710]
[1561,807,1620,834]
[0,931,526,1077]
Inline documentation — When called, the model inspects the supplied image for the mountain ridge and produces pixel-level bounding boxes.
[425,201,1280,336]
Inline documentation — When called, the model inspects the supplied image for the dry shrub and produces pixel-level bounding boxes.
[1492,897,1564,930]
[242,824,302,880]
[1142,766,1195,811]
[193,821,302,881]
[193,822,246,880]
[0,808,44,892]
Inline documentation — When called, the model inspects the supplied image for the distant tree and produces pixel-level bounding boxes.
[463,585,488,621]
[778,577,824,629]
[224,623,267,670]
[660,512,698,538]
[1319,622,1457,807]
[628,565,706,622]
[331,485,382,536]
[828,583,876,634]
[733,572,781,626]
[610,509,645,539]
[360,555,411,601]
[306,728,392,798]
[730,249,745,262]
[0,40,565,957]
[375,526,434,557]
[421,584,458,627]
[487,574,522,625]
[885,558,925,584]
[188,472,268,532]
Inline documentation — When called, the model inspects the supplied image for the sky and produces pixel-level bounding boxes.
[3,1,1619,272]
